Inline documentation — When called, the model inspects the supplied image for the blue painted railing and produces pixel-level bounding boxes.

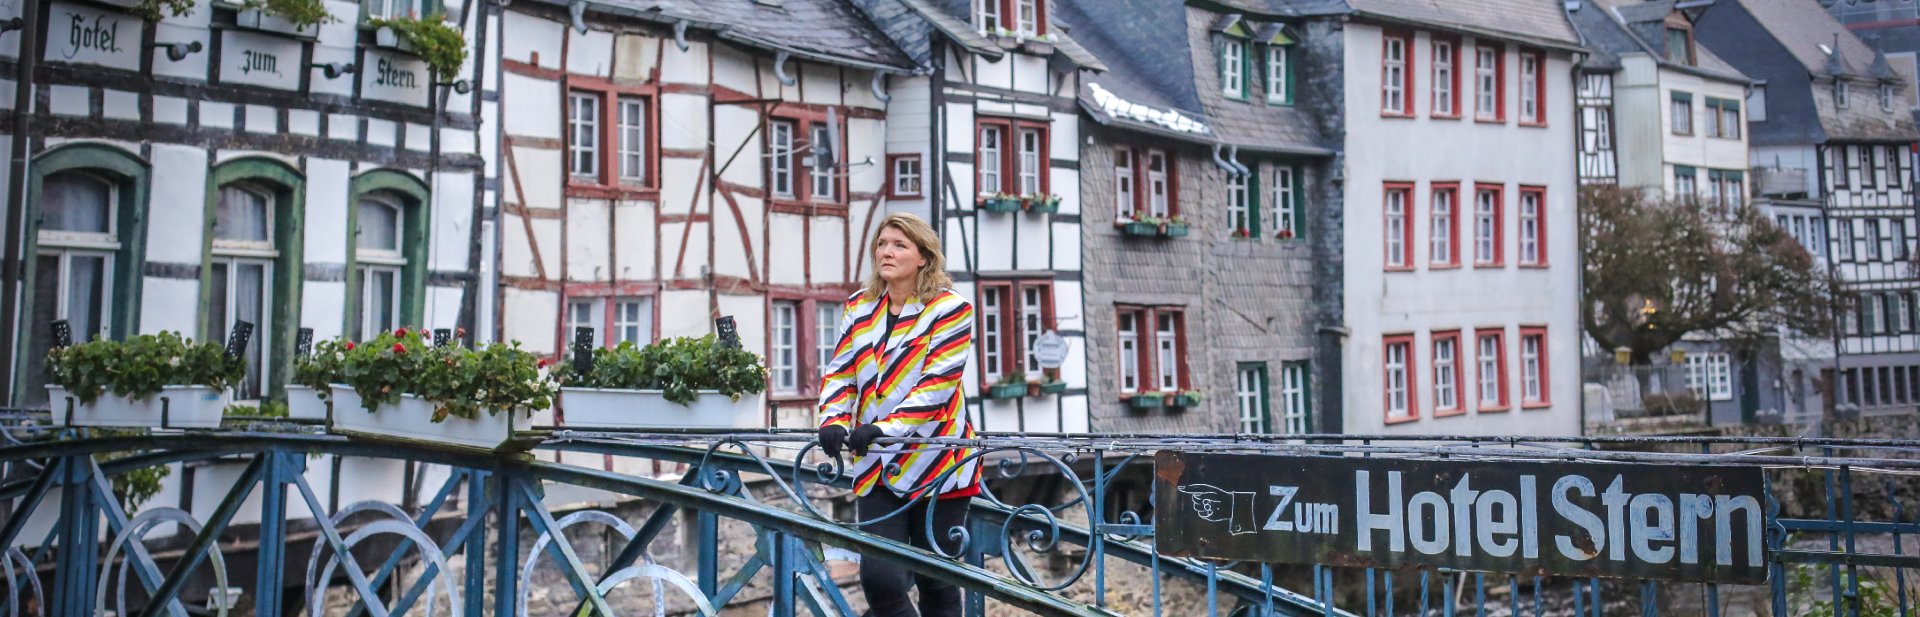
[0,411,1916,616]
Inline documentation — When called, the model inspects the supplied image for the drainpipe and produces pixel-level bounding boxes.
[1,0,41,404]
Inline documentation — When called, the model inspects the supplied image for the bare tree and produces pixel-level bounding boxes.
[1581,185,1836,364]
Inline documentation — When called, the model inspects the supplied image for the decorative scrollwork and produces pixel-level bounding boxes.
[98,508,232,617]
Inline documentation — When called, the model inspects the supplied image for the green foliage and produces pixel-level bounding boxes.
[254,0,333,28]
[90,428,169,510]
[131,0,197,21]
[292,338,349,400]
[44,332,246,404]
[337,329,555,422]
[1790,562,1900,617]
[224,400,288,418]
[551,336,769,406]
[369,15,468,78]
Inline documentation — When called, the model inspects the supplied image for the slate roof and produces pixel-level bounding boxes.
[1734,0,1882,79]
[560,0,916,70]
[1571,0,1747,83]
[1344,0,1583,50]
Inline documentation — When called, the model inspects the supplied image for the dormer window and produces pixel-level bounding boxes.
[1665,27,1695,67]
[1836,80,1851,108]
[977,0,1045,36]
[1882,83,1895,111]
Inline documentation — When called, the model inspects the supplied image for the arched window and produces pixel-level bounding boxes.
[16,144,150,408]
[346,170,429,340]
[203,157,305,403]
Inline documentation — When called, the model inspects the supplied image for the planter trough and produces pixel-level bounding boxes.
[285,385,330,422]
[47,385,230,429]
[1127,394,1164,410]
[328,386,533,452]
[558,388,763,429]
[986,382,1028,400]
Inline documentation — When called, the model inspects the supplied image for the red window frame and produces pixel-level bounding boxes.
[978,0,1048,36]
[1474,42,1507,123]
[564,76,660,199]
[1113,146,1181,220]
[1432,329,1465,417]
[766,288,857,401]
[1380,29,1416,118]
[1519,326,1551,408]
[1115,304,1189,398]
[1430,34,1462,119]
[768,106,849,216]
[978,279,1058,381]
[886,153,923,199]
[1518,48,1548,127]
[1518,185,1548,267]
[1474,182,1505,268]
[975,117,1052,203]
[1384,182,1416,271]
[1475,327,1510,412]
[1430,182,1461,268]
[1383,333,1419,424]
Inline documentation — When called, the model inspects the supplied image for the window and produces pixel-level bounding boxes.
[568,91,599,179]
[1237,363,1270,434]
[1147,150,1171,217]
[1385,183,1413,270]
[1266,46,1291,104]
[1476,329,1508,410]
[1866,219,1883,262]
[617,97,648,183]
[809,123,835,201]
[1429,184,1457,266]
[771,301,798,392]
[1476,44,1503,122]
[980,280,1055,381]
[1889,145,1908,189]
[816,302,840,372]
[977,118,1050,201]
[1432,38,1459,117]
[613,298,653,345]
[888,154,922,198]
[769,120,796,198]
[1864,146,1879,189]
[1596,107,1613,150]
[1114,148,1135,220]
[1846,145,1863,189]
[1665,27,1694,66]
[1227,172,1252,237]
[1706,98,1740,139]
[1112,146,1178,220]
[353,196,403,339]
[1279,361,1311,435]
[1383,334,1417,423]
[1674,166,1696,200]
[1836,80,1850,109]
[1520,327,1549,407]
[1382,32,1411,115]
[975,0,1001,32]
[1519,50,1543,125]
[1685,353,1733,401]
[1718,170,1745,210]
[1902,293,1916,333]
[37,172,118,348]
[1222,40,1247,99]
[1519,187,1545,266]
[1894,218,1910,260]
[1836,217,1855,261]
[1116,306,1186,395]
[1670,92,1692,135]
[1271,166,1301,240]
[1883,84,1896,111]
[1475,183,1503,267]
[211,184,277,401]
[1432,331,1462,416]
[565,298,606,348]
[365,0,420,23]
[1014,0,1039,36]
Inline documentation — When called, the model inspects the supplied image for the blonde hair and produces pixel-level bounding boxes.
[864,212,952,302]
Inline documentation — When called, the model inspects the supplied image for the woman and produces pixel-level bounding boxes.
[816,212,979,617]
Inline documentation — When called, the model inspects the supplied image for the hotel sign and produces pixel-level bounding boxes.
[219,30,303,90]
[46,2,140,71]
[1153,452,1769,584]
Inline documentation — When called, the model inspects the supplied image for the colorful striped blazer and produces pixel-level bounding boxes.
[816,288,980,499]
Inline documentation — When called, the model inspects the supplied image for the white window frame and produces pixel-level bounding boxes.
[978,124,1004,196]
[809,123,835,201]
[1686,353,1733,401]
[1237,364,1268,434]
[1227,173,1251,235]
[815,303,839,376]
[982,287,1006,384]
[1280,362,1309,435]
[1223,40,1246,98]
[1266,46,1289,104]
[1118,312,1139,393]
[1014,0,1038,36]
[976,0,1001,32]
[566,298,605,348]
[1520,191,1541,265]
[771,301,798,393]
[1271,167,1296,237]
[1114,149,1135,220]
[1433,336,1458,412]
[617,96,647,184]
[769,120,796,198]
[1430,189,1453,265]
[1156,313,1180,392]
[1671,95,1692,135]
[1432,40,1454,116]
[1385,339,1411,420]
[1017,127,1043,196]
[1477,333,1503,404]
[892,156,922,197]
[568,92,599,179]
[1147,150,1170,217]
[1476,46,1499,121]
[612,297,652,346]
[1385,188,1408,268]
[1020,285,1047,380]
[1475,189,1498,265]
[1519,53,1539,123]
[1521,334,1544,403]
[1383,35,1407,114]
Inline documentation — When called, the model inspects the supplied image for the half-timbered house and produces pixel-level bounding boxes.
[489,0,912,434]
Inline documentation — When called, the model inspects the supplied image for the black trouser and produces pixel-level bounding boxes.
[857,489,969,617]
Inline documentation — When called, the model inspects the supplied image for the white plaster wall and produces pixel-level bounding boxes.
[566,198,613,282]
[502,73,561,140]
[502,12,565,69]
[429,170,474,271]
[712,195,761,280]
[146,144,209,264]
[801,64,838,106]
[512,147,564,210]
[811,220,848,285]
[1342,24,1582,437]
[767,213,808,285]
[712,45,758,94]
[659,290,709,338]
[659,39,709,85]
[661,92,710,151]
[503,287,559,353]
[616,33,661,83]
[499,211,539,278]
[302,281,346,341]
[140,279,201,335]
[426,286,462,331]
[305,158,352,263]
[658,156,705,215]
[613,200,658,282]
[975,54,1013,90]
[567,28,616,78]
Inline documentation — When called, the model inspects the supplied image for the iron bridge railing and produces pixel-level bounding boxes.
[0,410,1915,616]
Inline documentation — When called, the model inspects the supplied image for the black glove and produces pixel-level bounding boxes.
[849,424,886,457]
[819,425,849,458]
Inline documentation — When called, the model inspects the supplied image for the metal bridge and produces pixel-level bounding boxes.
[0,411,1917,616]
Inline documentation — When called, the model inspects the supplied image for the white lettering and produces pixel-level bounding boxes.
[1677,493,1715,565]
[1450,475,1481,557]
[1354,470,1404,552]
[1553,475,1605,561]
[1602,476,1631,561]
[1266,485,1297,531]
[1408,491,1451,555]
[1476,488,1520,558]
[1716,495,1763,567]
[1629,493,1676,564]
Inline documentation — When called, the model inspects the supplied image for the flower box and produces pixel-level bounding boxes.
[285,385,329,422]
[1119,221,1161,237]
[986,382,1028,400]
[374,26,416,53]
[1127,393,1164,410]
[47,385,230,429]
[1169,392,1203,408]
[1162,222,1190,238]
[234,7,319,38]
[1024,196,1061,214]
[559,388,764,429]
[328,386,533,452]
[980,196,1023,213]
[1032,380,1068,396]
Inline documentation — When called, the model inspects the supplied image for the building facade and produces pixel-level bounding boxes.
[1338,1,1584,436]
[3,0,490,407]
[1699,0,1920,420]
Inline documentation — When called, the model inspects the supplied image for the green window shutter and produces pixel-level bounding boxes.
[1292,164,1306,240]
[1283,48,1296,105]
[1674,165,1696,178]
[1247,164,1261,236]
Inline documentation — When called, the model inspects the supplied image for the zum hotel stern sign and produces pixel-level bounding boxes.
[1153,452,1771,584]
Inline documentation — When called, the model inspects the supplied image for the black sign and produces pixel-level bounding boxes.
[1153,452,1770,585]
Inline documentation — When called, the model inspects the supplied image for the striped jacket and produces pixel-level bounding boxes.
[816,288,980,499]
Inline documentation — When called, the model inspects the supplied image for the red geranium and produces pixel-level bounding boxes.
[393,343,407,353]
[395,328,409,338]
[344,341,355,351]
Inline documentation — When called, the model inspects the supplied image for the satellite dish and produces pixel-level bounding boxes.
[824,107,843,169]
